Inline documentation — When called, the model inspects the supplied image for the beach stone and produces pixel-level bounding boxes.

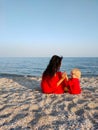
[29,104,39,111]
[73,98,78,103]
[87,102,96,109]
[70,107,77,113]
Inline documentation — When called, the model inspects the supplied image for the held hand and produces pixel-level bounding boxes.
[62,72,68,80]
[57,72,68,87]
[62,72,67,79]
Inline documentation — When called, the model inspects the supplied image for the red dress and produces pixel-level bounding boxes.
[41,72,66,94]
[68,78,81,94]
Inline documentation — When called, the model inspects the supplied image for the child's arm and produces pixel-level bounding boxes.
[63,73,69,92]
[65,73,68,81]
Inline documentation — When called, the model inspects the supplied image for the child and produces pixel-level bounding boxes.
[64,68,82,94]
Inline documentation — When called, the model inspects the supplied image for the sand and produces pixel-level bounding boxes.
[0,76,98,130]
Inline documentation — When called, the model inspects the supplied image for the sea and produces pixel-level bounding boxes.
[0,57,98,77]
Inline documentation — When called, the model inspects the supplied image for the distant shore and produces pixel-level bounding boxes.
[0,76,98,130]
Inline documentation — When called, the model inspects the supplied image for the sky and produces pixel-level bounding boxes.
[0,0,98,57]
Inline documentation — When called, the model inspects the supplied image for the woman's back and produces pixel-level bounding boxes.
[41,72,65,94]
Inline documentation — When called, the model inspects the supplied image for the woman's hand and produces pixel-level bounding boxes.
[62,72,68,80]
[57,72,68,87]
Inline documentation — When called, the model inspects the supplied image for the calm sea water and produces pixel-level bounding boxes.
[0,57,98,77]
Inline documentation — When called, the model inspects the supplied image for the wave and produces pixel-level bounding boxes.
[0,72,98,78]
[0,73,39,78]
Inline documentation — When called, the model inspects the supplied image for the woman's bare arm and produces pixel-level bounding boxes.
[57,72,68,87]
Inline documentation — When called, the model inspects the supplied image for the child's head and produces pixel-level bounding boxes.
[71,68,81,79]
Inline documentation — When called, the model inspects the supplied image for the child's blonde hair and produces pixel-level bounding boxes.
[71,68,81,79]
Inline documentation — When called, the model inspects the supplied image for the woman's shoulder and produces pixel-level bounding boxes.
[56,71,63,78]
[56,71,62,75]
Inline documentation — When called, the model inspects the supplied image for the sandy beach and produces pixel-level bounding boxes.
[0,76,98,130]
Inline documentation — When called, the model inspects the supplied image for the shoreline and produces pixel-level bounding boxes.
[0,76,98,130]
[0,72,98,78]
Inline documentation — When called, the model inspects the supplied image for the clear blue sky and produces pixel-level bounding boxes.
[0,0,98,57]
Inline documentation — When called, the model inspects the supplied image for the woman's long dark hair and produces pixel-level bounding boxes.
[43,55,63,77]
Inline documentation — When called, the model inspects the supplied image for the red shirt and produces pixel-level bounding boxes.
[41,72,66,94]
[68,78,81,94]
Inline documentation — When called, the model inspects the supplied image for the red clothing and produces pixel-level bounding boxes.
[68,78,81,94]
[41,72,66,94]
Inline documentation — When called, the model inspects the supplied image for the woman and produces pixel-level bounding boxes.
[41,55,67,94]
